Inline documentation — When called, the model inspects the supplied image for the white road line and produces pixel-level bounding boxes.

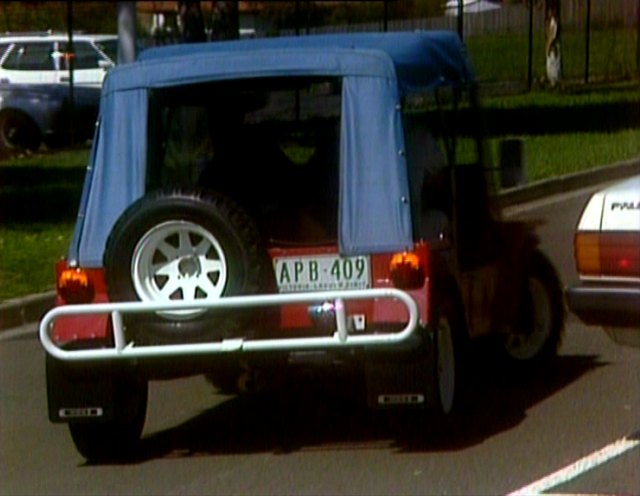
[507,435,640,496]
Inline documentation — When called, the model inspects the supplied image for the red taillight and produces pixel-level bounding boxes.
[389,251,426,289]
[575,232,640,278]
[57,267,95,304]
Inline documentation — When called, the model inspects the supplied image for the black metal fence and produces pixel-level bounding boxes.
[280,0,639,89]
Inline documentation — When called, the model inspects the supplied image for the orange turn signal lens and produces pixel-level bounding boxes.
[575,233,600,275]
[389,252,425,289]
[58,268,95,304]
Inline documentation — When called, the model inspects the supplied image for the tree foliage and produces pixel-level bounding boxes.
[177,1,206,42]
[0,2,117,34]
[249,1,436,33]
[210,1,239,40]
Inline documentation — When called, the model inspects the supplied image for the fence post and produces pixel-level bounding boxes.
[637,0,640,79]
[585,0,591,83]
[383,0,388,32]
[457,0,463,40]
[528,0,534,90]
[66,0,75,147]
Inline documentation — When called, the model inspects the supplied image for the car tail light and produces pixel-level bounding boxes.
[575,232,640,278]
[57,267,95,304]
[389,250,427,289]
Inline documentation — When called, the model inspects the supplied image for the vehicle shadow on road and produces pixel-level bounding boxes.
[126,352,604,463]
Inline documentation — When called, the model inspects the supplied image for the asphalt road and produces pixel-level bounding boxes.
[1,185,639,496]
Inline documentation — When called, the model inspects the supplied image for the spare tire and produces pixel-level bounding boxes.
[104,188,273,344]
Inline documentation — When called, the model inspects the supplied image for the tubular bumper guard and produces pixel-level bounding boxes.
[39,288,420,362]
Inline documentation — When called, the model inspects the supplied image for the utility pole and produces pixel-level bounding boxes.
[66,0,75,146]
[383,0,388,32]
[457,0,464,41]
[527,0,534,89]
[585,0,591,83]
[117,2,137,63]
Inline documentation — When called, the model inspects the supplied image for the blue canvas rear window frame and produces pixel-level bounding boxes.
[70,32,474,266]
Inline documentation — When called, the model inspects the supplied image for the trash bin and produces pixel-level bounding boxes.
[499,138,527,189]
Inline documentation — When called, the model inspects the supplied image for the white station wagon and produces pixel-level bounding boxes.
[0,32,116,87]
[567,174,640,347]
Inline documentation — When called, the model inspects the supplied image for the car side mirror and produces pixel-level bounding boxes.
[499,138,527,189]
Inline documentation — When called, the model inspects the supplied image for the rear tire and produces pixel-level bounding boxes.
[68,378,148,463]
[426,287,468,416]
[500,250,565,368]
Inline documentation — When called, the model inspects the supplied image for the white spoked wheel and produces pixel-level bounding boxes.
[503,277,553,361]
[105,189,268,343]
[131,220,228,319]
[436,314,456,415]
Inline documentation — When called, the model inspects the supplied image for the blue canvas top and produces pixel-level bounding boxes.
[71,32,475,266]
[137,31,474,92]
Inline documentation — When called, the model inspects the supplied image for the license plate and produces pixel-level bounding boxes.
[273,254,371,293]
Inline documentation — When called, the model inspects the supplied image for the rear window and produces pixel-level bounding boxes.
[146,77,343,245]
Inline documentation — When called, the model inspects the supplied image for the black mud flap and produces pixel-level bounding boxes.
[46,355,116,423]
[364,333,435,410]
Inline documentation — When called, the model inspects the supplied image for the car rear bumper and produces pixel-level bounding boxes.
[40,288,421,363]
[565,285,640,329]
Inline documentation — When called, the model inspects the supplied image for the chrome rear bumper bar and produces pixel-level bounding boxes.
[40,288,419,362]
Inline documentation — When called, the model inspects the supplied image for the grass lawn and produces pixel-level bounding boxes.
[0,147,89,301]
[0,222,74,301]
[502,128,640,181]
[467,28,637,84]
[0,147,90,168]
[481,83,640,109]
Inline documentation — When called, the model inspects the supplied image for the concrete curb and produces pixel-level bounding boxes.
[497,156,640,208]
[0,291,55,331]
[1,158,639,332]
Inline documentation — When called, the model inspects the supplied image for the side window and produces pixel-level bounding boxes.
[59,42,103,70]
[404,91,452,240]
[408,86,498,264]
[2,42,54,71]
